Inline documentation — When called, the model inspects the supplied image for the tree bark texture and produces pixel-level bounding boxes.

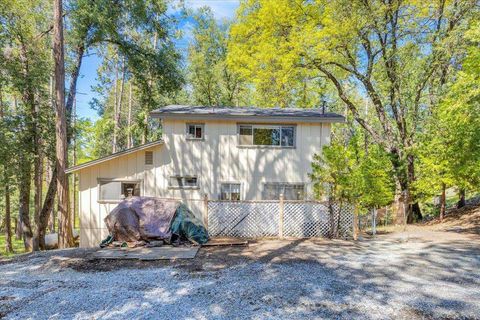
[4,180,13,253]
[54,0,74,248]
[113,57,126,153]
[440,183,446,221]
[18,162,33,251]
[36,43,84,247]
[127,82,133,148]
[457,189,466,208]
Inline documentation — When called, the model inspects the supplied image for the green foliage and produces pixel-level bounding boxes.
[0,234,25,256]
[415,21,480,200]
[76,0,186,158]
[188,7,250,107]
[310,126,394,209]
[229,0,478,217]
[228,0,328,107]
[66,0,183,99]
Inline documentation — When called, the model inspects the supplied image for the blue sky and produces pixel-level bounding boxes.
[75,0,240,121]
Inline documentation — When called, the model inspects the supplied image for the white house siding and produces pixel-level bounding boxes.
[77,119,330,247]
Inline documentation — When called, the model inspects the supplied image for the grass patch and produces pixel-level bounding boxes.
[0,234,26,257]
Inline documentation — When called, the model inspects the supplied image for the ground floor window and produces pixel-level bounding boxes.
[262,183,305,200]
[169,176,199,189]
[99,180,141,201]
[220,183,241,200]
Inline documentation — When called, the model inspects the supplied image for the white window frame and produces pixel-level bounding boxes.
[168,175,199,189]
[219,182,242,201]
[186,123,205,140]
[97,178,143,203]
[237,124,296,148]
[262,182,305,200]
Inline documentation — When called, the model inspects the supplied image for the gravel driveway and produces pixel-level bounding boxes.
[1,229,479,319]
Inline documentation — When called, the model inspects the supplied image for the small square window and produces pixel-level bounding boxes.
[220,183,241,200]
[186,124,204,140]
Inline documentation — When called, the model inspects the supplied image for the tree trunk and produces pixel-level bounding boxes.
[393,180,405,224]
[4,178,13,254]
[407,154,422,222]
[0,83,4,117]
[65,44,85,124]
[127,82,133,148]
[15,217,22,240]
[142,33,158,145]
[38,167,58,250]
[112,55,119,153]
[18,164,33,251]
[72,98,77,230]
[32,103,43,251]
[457,189,466,208]
[440,183,446,221]
[54,0,74,249]
[113,57,126,153]
[34,43,84,248]
[46,163,55,233]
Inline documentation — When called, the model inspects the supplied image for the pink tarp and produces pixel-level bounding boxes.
[104,197,180,242]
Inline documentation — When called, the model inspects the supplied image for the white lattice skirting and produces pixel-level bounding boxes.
[207,200,353,239]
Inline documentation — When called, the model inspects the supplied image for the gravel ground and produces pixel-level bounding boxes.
[0,230,479,320]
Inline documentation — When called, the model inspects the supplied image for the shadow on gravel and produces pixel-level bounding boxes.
[1,236,479,319]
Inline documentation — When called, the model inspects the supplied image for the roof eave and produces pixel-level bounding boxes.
[150,112,345,124]
[66,139,164,174]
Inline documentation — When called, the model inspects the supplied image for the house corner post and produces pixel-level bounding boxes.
[279,194,284,238]
[203,194,209,231]
[353,204,359,241]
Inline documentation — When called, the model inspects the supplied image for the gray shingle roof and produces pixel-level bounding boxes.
[150,105,345,123]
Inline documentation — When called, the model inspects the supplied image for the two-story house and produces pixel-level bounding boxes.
[67,105,345,247]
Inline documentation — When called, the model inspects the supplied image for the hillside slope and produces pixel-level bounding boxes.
[424,204,480,235]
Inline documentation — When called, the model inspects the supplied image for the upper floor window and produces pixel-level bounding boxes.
[239,124,295,147]
[186,123,204,140]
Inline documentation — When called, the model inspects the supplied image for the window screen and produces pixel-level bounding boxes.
[220,183,241,200]
[99,181,121,201]
[262,183,304,200]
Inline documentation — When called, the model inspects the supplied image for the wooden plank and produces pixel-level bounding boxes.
[92,246,199,260]
[202,239,248,247]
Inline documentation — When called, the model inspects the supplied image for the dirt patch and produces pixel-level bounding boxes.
[61,243,254,273]
[423,204,480,235]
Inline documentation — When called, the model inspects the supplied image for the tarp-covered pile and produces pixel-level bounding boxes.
[103,197,208,246]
